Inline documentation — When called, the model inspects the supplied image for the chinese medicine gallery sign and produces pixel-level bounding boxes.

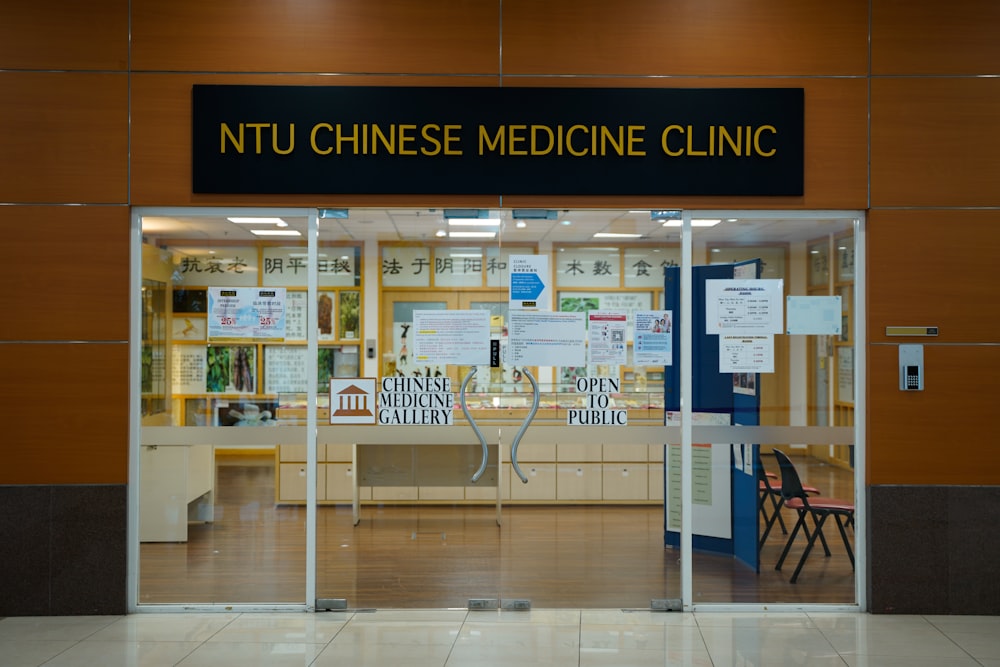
[193,85,803,196]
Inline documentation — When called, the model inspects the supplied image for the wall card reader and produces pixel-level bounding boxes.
[898,344,924,391]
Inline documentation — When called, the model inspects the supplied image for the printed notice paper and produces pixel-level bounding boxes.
[412,310,491,365]
[705,279,783,334]
[634,310,673,366]
[208,287,287,342]
[719,335,775,373]
[509,254,550,310]
[508,311,587,366]
[587,311,628,365]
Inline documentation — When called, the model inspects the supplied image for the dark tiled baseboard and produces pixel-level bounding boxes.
[868,485,1000,614]
[0,485,126,616]
[3,483,996,615]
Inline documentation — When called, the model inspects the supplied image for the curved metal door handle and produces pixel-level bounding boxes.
[459,367,489,483]
[509,368,539,484]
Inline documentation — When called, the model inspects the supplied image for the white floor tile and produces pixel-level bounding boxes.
[701,626,842,666]
[313,641,452,667]
[87,613,240,643]
[579,646,675,666]
[174,641,325,667]
[41,640,202,667]
[842,656,980,667]
[941,631,1000,661]
[455,622,579,650]
[0,639,78,667]
[581,609,697,626]
[332,620,462,646]
[2,609,995,667]
[0,616,120,641]
[207,613,349,644]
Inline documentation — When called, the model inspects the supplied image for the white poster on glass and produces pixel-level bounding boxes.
[207,287,287,342]
[705,279,784,334]
[634,309,673,365]
[508,311,587,366]
[587,310,628,365]
[719,335,774,373]
[412,310,491,365]
[509,254,550,310]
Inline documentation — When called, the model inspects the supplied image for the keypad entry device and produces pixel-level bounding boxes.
[898,344,924,391]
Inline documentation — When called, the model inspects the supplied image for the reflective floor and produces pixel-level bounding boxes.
[2,610,999,667]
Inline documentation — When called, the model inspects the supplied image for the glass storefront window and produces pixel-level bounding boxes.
[133,207,863,611]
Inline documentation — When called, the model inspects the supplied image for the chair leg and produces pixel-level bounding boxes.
[759,492,785,551]
[835,514,855,568]
[770,495,788,534]
[790,512,829,584]
[775,510,807,571]
[809,510,832,557]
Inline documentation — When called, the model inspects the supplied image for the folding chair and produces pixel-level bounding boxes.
[772,449,854,583]
[757,451,819,553]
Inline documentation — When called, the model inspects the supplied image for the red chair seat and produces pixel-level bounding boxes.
[785,497,853,512]
[760,481,820,495]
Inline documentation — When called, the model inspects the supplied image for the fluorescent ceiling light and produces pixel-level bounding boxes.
[447,219,499,227]
[435,229,447,237]
[449,231,496,239]
[228,217,286,225]
[449,252,483,258]
[250,229,301,236]
[661,218,723,228]
[516,221,527,229]
[593,232,643,238]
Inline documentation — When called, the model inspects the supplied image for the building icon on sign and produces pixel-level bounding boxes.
[328,378,377,424]
[334,384,372,417]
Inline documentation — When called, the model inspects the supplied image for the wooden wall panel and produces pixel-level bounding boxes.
[131,0,500,75]
[503,0,868,76]
[0,206,130,342]
[130,73,501,208]
[872,0,1000,75]
[0,73,128,204]
[868,210,1000,344]
[0,0,128,71]
[868,344,1000,485]
[872,78,1000,207]
[0,343,129,484]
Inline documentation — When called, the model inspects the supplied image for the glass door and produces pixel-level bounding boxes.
[683,211,863,608]
[315,290,504,609]
[132,208,316,607]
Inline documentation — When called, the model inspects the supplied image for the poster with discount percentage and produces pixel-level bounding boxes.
[208,287,287,342]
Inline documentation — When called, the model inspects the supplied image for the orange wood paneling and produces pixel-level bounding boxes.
[0,72,128,204]
[0,206,130,342]
[0,0,128,71]
[130,73,501,208]
[503,0,868,76]
[0,343,129,484]
[868,344,1000,485]
[868,210,1000,344]
[131,0,500,75]
[872,78,1000,208]
[872,0,1000,75]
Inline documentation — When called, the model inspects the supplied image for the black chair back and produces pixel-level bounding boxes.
[772,449,806,501]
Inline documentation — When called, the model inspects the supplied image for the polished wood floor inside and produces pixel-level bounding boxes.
[140,454,855,607]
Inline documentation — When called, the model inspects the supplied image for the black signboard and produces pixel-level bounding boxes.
[192,85,803,196]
